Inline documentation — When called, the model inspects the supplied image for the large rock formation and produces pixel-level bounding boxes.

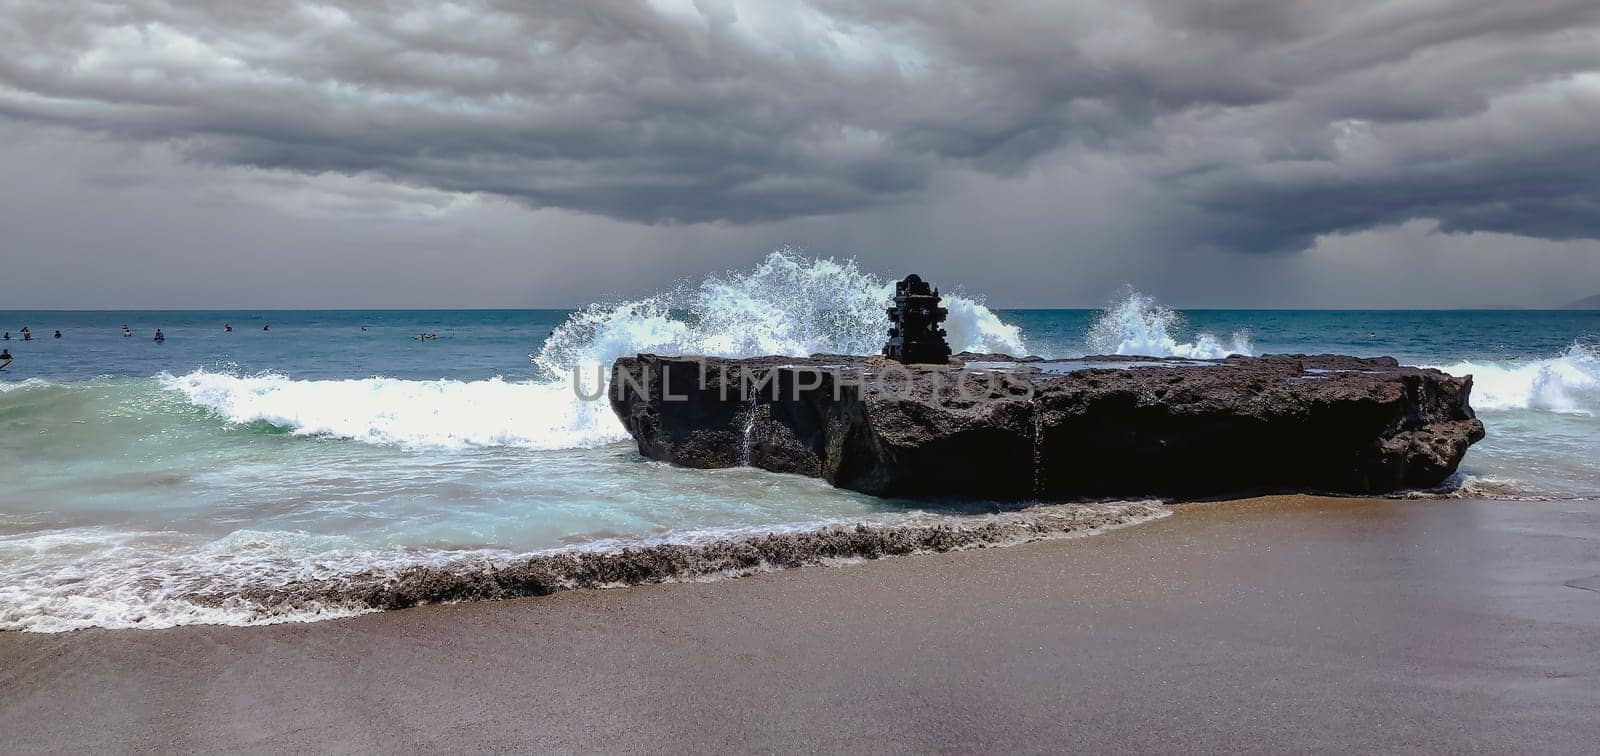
[608,353,1485,500]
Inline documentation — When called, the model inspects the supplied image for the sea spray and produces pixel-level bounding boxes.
[1085,289,1252,359]
[1418,343,1600,500]
[162,371,627,450]
[1432,343,1600,415]
[155,251,1026,451]
[533,249,1026,380]
[10,290,1599,637]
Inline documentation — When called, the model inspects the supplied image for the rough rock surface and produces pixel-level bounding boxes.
[608,353,1485,499]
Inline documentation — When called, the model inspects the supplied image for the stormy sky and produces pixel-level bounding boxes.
[1,0,1598,308]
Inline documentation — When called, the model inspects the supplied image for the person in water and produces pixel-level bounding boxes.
[0,348,11,363]
[225,323,233,332]
[154,329,165,342]
[3,331,9,340]
[122,324,132,337]
[263,324,270,331]
[53,330,62,339]
[21,327,31,341]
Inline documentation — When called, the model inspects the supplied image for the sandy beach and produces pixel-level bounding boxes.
[9,3,1600,752]
[3,495,1597,753]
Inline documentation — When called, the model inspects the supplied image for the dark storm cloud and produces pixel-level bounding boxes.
[0,0,1597,250]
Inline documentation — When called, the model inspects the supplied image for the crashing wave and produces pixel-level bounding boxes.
[1432,343,1599,415]
[161,371,627,450]
[533,249,1026,380]
[1085,289,1252,359]
[157,251,1026,451]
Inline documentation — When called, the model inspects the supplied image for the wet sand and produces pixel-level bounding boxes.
[3,495,1598,753]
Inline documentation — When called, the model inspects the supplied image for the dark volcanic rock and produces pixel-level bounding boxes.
[608,353,1485,500]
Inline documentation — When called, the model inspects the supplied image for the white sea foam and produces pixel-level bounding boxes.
[162,371,628,450]
[1432,343,1600,415]
[161,251,1025,450]
[1392,474,1548,501]
[0,527,410,632]
[1085,290,1252,359]
[532,249,1026,379]
[0,502,1168,633]
[0,378,52,393]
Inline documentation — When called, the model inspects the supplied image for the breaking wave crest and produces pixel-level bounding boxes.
[0,378,52,393]
[1,502,1168,632]
[533,249,1026,379]
[1433,343,1599,415]
[1085,290,1252,359]
[152,251,1025,451]
[161,371,628,450]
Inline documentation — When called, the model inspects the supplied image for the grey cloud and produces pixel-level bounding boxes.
[0,0,1597,251]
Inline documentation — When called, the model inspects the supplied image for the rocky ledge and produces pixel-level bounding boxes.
[608,353,1485,500]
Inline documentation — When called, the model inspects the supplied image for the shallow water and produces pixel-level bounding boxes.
[2,253,1597,631]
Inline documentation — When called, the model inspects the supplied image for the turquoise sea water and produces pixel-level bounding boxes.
[2,255,1597,631]
[2,308,1595,383]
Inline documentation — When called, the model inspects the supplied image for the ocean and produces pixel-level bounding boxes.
[2,253,1597,632]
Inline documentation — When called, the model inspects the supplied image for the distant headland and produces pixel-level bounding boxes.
[1568,295,1600,309]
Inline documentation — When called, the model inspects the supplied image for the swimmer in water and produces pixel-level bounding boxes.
[263,324,270,332]
[21,327,31,341]
[154,329,165,342]
[2,331,9,340]
[122,324,132,337]
[225,323,233,332]
[0,348,11,366]
[54,330,62,339]
[1368,332,1376,339]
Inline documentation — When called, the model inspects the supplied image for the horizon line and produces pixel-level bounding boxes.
[0,306,1595,313]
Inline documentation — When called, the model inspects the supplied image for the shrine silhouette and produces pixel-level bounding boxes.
[883,274,952,365]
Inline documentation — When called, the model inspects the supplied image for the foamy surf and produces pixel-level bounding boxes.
[533,249,1027,379]
[1418,344,1600,500]
[0,501,1168,633]
[146,273,1276,455]
[155,251,1028,451]
[161,371,628,450]
[1432,343,1599,415]
[0,377,52,393]
[5,262,1597,637]
[1391,474,1544,501]
[1085,289,1252,359]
